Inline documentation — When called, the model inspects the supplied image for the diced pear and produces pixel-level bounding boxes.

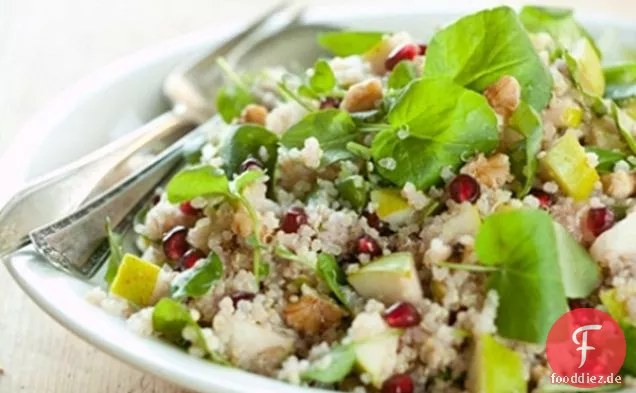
[467,334,526,393]
[347,252,423,304]
[338,175,369,210]
[370,189,413,227]
[591,211,636,269]
[541,133,599,200]
[441,203,481,242]
[561,106,583,128]
[355,332,400,387]
[600,289,629,322]
[110,254,160,307]
[571,38,605,97]
[229,318,294,372]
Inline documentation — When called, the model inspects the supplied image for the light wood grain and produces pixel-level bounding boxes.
[2,0,636,392]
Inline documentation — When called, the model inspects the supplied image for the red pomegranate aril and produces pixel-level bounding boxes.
[385,43,419,71]
[418,44,428,56]
[530,189,555,209]
[382,373,414,393]
[162,226,189,261]
[586,207,615,237]
[448,174,481,203]
[383,302,422,328]
[356,234,382,258]
[180,200,201,216]
[320,97,342,110]
[281,207,308,234]
[239,157,264,173]
[363,211,393,236]
[180,249,205,270]
[230,291,256,306]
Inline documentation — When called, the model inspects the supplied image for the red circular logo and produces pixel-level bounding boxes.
[546,308,626,388]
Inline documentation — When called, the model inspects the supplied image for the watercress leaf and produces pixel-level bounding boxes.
[519,6,601,57]
[552,222,600,298]
[171,252,224,299]
[475,209,569,343]
[317,31,384,56]
[298,85,319,99]
[621,323,636,375]
[585,147,627,173]
[281,109,359,165]
[301,344,356,383]
[166,165,230,203]
[316,253,350,307]
[387,61,417,90]
[104,218,124,286]
[372,78,498,189]
[232,169,267,195]
[310,59,337,93]
[221,125,279,179]
[216,84,253,123]
[604,63,636,101]
[424,6,553,111]
[508,102,543,196]
[152,298,192,346]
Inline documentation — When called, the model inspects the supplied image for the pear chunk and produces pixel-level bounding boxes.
[467,334,526,393]
[110,254,160,307]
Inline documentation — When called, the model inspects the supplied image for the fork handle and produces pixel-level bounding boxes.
[0,111,194,258]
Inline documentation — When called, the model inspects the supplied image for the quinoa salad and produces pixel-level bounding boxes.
[87,6,636,393]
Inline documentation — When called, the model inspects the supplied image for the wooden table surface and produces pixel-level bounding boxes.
[1,0,635,392]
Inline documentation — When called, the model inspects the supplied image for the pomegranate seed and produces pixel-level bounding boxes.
[319,97,342,110]
[180,201,201,216]
[586,207,615,237]
[448,174,481,203]
[162,226,189,261]
[363,211,393,236]
[418,44,428,55]
[180,249,205,270]
[281,207,308,233]
[151,194,161,205]
[530,189,555,209]
[385,43,419,71]
[383,302,422,328]
[230,291,256,306]
[355,234,382,258]
[382,373,414,393]
[239,157,264,173]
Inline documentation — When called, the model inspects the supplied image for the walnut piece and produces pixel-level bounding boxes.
[461,153,513,188]
[240,104,268,125]
[283,294,345,335]
[484,76,521,118]
[340,78,383,113]
[602,171,636,199]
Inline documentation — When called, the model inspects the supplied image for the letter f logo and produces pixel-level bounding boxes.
[572,324,602,368]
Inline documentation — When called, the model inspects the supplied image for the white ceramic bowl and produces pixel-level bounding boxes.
[3,3,635,393]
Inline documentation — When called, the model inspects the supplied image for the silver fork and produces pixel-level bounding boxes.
[25,17,336,278]
[0,2,301,260]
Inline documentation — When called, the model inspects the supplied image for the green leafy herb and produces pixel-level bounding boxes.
[166,165,230,204]
[281,109,359,166]
[310,59,337,93]
[622,324,636,375]
[345,142,371,160]
[221,125,278,179]
[585,147,628,173]
[508,102,543,196]
[215,58,253,123]
[153,298,228,364]
[104,218,124,286]
[301,343,357,383]
[387,61,417,90]
[424,6,553,111]
[275,245,315,269]
[552,222,600,298]
[337,175,369,210]
[316,254,350,307]
[231,169,267,195]
[171,252,224,299]
[317,31,384,56]
[277,80,316,112]
[519,6,600,56]
[371,77,498,189]
[475,209,569,343]
[604,63,636,101]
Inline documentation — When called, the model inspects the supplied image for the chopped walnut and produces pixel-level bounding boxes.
[484,76,521,118]
[461,153,513,188]
[240,104,268,125]
[340,78,384,113]
[283,294,345,335]
[601,171,636,199]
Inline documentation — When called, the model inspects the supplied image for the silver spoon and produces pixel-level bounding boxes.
[0,2,300,259]
[25,23,336,277]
